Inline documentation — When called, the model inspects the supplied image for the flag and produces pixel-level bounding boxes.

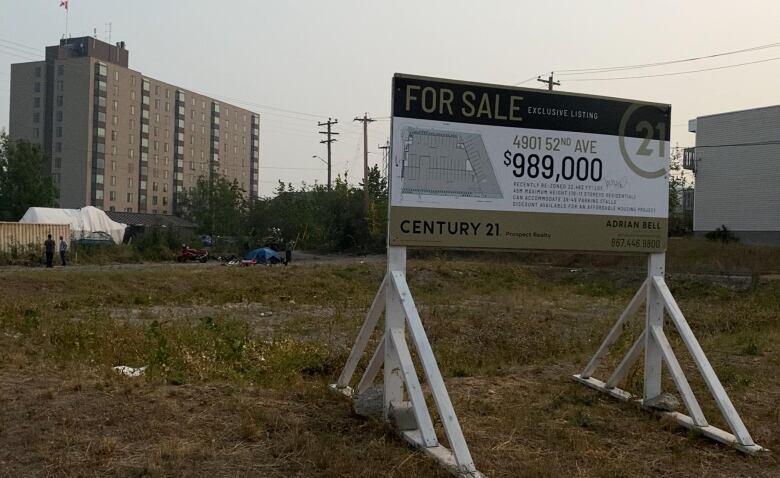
[60,0,68,9]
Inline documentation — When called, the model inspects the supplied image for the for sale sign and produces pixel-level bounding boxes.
[389,74,671,253]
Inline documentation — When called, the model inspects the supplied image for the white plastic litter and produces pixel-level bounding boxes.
[113,365,147,377]
[20,206,126,244]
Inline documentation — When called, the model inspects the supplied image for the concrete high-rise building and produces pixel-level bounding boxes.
[8,36,260,214]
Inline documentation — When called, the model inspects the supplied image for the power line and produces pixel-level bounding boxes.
[566,56,780,82]
[0,46,39,62]
[0,38,42,54]
[557,41,780,75]
[515,39,780,86]
[694,140,780,149]
[258,166,324,171]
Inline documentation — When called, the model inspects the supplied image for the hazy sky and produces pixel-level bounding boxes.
[2,0,780,195]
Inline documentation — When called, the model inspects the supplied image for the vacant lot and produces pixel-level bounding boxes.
[0,249,778,477]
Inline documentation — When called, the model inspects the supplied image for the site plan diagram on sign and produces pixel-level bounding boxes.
[401,127,503,199]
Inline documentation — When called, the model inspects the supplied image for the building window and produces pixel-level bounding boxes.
[56,111,63,122]
[152,196,158,205]
[162,196,168,206]
[114,71,119,81]
[112,115,118,126]
[163,183,168,192]
[95,190,104,200]
[57,80,64,92]
[131,76,136,85]
[110,176,116,186]
[34,97,41,108]
[56,96,63,107]
[112,85,118,96]
[130,105,135,116]
[56,126,62,137]
[127,178,133,187]
[55,142,62,152]
[34,82,41,93]
[95,174,104,185]
[32,128,39,138]
[35,66,41,77]
[152,182,158,191]
[111,145,117,155]
[110,130,117,141]
[33,112,40,123]
[127,193,134,203]
[54,157,62,168]
[97,63,107,77]
[131,90,135,101]
[109,191,116,201]
[165,102,170,112]
[95,127,105,138]
[112,100,118,110]
[164,143,169,153]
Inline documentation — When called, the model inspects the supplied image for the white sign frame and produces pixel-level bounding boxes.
[330,75,766,477]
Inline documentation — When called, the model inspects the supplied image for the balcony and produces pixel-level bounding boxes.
[683,147,696,172]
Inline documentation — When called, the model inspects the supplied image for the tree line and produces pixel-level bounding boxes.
[182,165,388,253]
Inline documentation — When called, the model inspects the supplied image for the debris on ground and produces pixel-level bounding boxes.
[112,365,147,377]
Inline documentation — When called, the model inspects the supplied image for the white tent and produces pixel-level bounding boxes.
[20,206,126,244]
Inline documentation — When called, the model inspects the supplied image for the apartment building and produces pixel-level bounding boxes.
[8,36,260,214]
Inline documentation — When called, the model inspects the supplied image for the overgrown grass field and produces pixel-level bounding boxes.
[0,244,778,476]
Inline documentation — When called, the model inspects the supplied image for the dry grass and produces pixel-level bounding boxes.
[0,248,779,477]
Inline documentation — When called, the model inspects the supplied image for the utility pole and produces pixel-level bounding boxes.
[318,118,339,190]
[537,71,560,91]
[354,113,375,213]
[378,141,390,178]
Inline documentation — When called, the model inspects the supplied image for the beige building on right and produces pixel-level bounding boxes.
[686,105,780,244]
[9,36,260,215]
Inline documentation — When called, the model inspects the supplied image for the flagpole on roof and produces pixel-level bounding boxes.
[60,0,69,38]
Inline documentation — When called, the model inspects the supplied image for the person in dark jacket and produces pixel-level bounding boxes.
[59,235,68,266]
[44,234,55,268]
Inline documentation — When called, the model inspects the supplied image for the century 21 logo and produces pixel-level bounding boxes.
[618,104,669,179]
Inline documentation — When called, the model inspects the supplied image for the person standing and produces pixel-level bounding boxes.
[284,239,293,265]
[44,234,55,268]
[59,235,68,266]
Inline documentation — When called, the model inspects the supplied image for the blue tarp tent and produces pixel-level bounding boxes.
[244,247,282,264]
